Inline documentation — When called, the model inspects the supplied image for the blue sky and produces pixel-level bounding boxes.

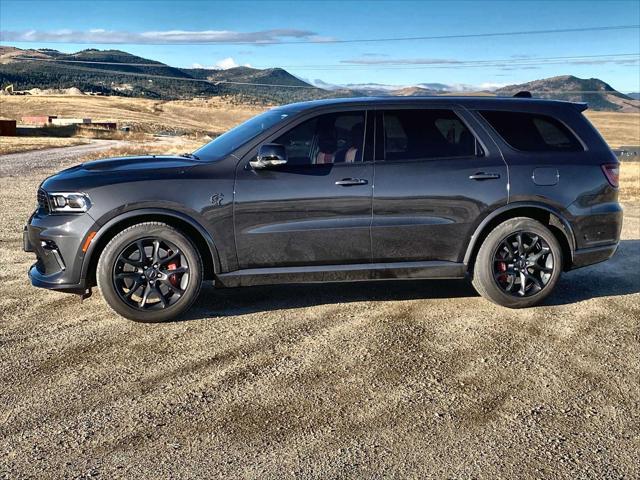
[1,0,639,92]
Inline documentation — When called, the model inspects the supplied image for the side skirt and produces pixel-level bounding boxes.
[215,261,467,287]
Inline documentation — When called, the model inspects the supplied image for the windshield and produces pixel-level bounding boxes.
[193,108,293,160]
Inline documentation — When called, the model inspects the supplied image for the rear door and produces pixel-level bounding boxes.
[234,109,373,269]
[371,106,508,263]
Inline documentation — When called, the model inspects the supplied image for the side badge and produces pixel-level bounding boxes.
[210,193,224,206]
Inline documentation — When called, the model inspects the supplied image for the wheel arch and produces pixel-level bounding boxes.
[82,209,220,285]
[464,202,576,272]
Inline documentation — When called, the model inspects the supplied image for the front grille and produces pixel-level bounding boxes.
[37,188,50,213]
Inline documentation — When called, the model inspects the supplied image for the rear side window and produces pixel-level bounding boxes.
[381,109,477,161]
[480,110,583,152]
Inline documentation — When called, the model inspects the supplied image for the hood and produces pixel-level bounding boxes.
[41,155,202,191]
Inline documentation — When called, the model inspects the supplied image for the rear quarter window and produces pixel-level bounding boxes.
[479,110,583,152]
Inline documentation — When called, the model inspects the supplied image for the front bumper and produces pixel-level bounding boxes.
[24,209,97,293]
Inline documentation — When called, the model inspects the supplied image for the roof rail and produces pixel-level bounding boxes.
[513,91,532,98]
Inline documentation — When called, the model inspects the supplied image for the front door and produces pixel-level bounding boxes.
[371,107,508,264]
[234,110,373,269]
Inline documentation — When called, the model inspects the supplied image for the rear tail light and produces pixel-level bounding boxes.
[601,163,619,188]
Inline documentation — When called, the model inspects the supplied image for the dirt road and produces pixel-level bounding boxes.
[0,151,639,478]
[0,140,127,177]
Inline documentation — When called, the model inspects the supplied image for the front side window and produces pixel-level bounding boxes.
[274,111,366,165]
[479,110,583,152]
[194,108,294,160]
[381,109,477,161]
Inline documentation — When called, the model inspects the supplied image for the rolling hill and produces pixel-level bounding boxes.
[1,47,637,110]
[494,75,639,112]
[0,47,342,104]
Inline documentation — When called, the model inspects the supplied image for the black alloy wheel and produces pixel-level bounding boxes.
[492,231,555,297]
[113,237,190,310]
[471,217,562,308]
[97,222,203,322]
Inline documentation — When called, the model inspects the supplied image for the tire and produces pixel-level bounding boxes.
[97,222,203,322]
[471,217,563,308]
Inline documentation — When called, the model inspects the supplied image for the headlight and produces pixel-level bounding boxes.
[47,192,92,213]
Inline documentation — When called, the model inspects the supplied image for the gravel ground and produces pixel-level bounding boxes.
[0,140,126,177]
[0,147,639,479]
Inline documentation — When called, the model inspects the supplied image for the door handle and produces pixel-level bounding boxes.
[469,172,501,180]
[335,178,368,186]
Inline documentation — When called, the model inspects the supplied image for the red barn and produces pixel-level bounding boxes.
[21,115,57,126]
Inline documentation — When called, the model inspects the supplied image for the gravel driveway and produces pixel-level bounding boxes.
[0,140,127,177]
[0,151,638,479]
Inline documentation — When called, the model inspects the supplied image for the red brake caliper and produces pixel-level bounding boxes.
[166,260,179,287]
[498,260,507,283]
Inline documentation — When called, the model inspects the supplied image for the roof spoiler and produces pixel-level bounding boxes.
[511,91,589,111]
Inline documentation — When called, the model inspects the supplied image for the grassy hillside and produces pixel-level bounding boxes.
[495,75,639,112]
[0,47,335,104]
[0,95,264,135]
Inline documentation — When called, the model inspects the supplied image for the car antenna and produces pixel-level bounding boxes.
[513,91,532,98]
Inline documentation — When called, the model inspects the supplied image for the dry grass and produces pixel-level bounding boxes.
[620,162,640,202]
[82,137,206,161]
[0,95,264,135]
[0,136,88,155]
[585,111,640,148]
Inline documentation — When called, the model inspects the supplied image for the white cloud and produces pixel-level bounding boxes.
[478,82,509,90]
[190,58,252,70]
[0,28,319,45]
[215,57,240,69]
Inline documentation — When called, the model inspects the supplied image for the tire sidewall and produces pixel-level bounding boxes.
[97,223,202,322]
[473,218,563,308]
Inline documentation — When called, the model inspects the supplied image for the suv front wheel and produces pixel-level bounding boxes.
[472,217,563,308]
[97,222,203,322]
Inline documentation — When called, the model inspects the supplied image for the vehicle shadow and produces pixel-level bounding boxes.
[185,239,639,319]
[546,239,640,306]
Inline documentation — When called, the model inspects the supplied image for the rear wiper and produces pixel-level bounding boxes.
[180,152,201,160]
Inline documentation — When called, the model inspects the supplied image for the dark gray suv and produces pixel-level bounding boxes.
[24,96,623,322]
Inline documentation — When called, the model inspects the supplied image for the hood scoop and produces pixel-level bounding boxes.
[81,155,198,172]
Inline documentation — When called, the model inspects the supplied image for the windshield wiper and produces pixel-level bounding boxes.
[180,152,201,160]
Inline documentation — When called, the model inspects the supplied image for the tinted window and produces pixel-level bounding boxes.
[274,111,366,165]
[194,108,293,160]
[381,109,477,161]
[480,110,583,152]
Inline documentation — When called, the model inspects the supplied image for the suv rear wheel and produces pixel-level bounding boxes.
[472,217,562,308]
[97,222,203,322]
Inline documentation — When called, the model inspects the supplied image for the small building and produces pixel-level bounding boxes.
[51,118,92,126]
[0,119,17,136]
[79,122,117,131]
[21,115,57,126]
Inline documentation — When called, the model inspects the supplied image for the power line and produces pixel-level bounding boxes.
[257,24,640,45]
[12,52,640,71]
[2,25,638,46]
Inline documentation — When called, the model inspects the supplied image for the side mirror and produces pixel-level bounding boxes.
[250,143,288,170]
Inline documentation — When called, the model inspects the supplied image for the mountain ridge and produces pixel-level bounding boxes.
[0,47,637,111]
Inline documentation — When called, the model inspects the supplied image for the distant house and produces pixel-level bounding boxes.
[0,119,17,136]
[51,118,92,126]
[21,115,57,126]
